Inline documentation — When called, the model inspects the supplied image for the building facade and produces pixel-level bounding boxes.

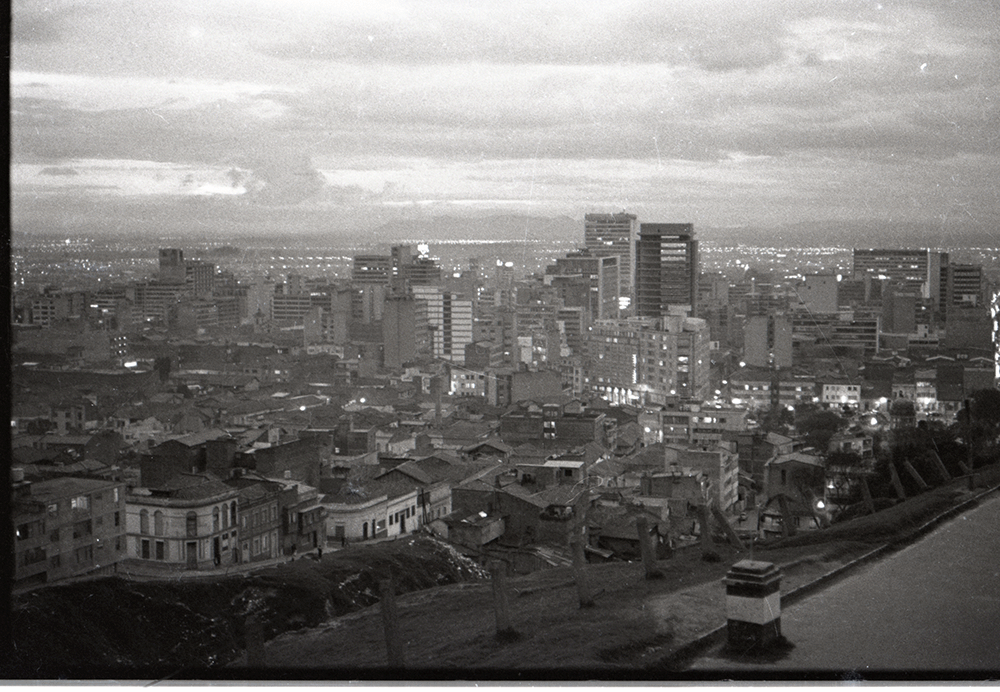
[13,475,127,586]
[584,212,638,307]
[635,223,698,319]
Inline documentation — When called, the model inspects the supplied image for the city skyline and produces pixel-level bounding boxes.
[11,0,1000,240]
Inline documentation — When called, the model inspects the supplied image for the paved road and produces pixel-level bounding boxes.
[691,491,1000,675]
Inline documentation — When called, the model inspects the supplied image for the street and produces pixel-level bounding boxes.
[691,491,1000,675]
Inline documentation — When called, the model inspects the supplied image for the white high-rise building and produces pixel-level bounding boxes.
[412,286,474,363]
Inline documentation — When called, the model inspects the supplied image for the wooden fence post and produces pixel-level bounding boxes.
[245,612,265,668]
[888,461,907,500]
[711,502,745,551]
[928,450,952,483]
[777,495,796,538]
[490,561,517,634]
[637,516,664,579]
[568,533,595,607]
[860,475,876,514]
[903,459,930,491]
[379,578,405,668]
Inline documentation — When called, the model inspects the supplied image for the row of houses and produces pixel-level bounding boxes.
[729,356,993,417]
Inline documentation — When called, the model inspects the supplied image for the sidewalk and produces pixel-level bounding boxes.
[645,481,1000,674]
[627,547,861,669]
[115,546,330,582]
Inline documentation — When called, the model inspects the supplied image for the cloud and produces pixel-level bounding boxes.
[11,4,93,44]
[9,0,999,228]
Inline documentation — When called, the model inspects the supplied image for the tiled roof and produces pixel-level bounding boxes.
[16,476,118,504]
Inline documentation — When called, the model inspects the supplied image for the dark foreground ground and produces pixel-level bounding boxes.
[7,467,997,681]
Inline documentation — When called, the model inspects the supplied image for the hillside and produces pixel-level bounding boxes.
[7,472,995,680]
[6,537,485,679]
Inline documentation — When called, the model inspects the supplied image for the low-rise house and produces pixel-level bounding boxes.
[126,472,240,570]
[267,477,326,554]
[231,481,282,563]
[422,419,498,451]
[451,476,550,546]
[320,471,421,543]
[664,442,740,512]
[761,452,827,534]
[13,474,127,587]
[48,400,100,434]
[380,428,417,456]
[827,430,874,459]
[587,505,669,561]
[432,510,505,550]
[236,436,324,487]
[639,404,748,447]
[498,398,607,448]
[140,429,233,488]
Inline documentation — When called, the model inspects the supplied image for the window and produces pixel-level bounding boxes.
[113,488,120,503]
[73,520,92,539]
[114,511,120,527]
[23,546,46,565]
[139,509,149,534]
[49,553,61,569]
[141,539,150,559]
[71,495,90,510]
[222,506,229,530]
[186,512,198,537]
[47,503,59,516]
[155,541,165,560]
[76,545,94,564]
[230,502,237,526]
[50,528,59,543]
[213,507,220,532]
[153,510,164,536]
[389,514,394,525]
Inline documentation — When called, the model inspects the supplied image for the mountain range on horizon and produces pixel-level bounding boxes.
[12,194,997,250]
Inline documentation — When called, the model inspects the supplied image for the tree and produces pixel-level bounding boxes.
[759,406,794,435]
[825,450,865,469]
[956,389,1000,466]
[970,388,1000,428]
[795,408,845,451]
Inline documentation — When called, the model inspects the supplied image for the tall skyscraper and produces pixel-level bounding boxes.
[635,223,699,319]
[412,285,474,363]
[584,212,637,307]
[158,249,186,283]
[544,249,619,321]
[382,293,418,369]
[851,248,946,303]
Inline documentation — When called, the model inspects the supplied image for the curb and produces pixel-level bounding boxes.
[652,481,1000,672]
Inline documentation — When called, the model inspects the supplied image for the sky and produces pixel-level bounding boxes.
[10,0,1000,239]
